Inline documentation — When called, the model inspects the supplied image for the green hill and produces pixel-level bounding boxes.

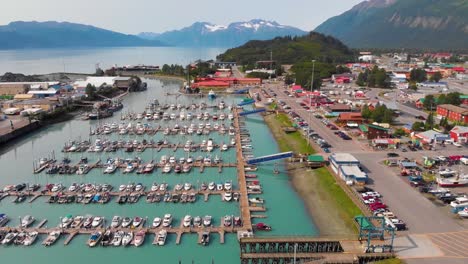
[314,0,468,50]
[216,32,355,65]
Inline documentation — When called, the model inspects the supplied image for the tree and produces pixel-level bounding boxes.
[336,65,351,74]
[361,104,372,121]
[85,84,97,100]
[356,72,366,86]
[423,95,436,110]
[425,112,435,130]
[430,72,443,82]
[393,128,407,137]
[412,122,425,131]
[410,68,427,83]
[446,92,461,106]
[437,94,446,105]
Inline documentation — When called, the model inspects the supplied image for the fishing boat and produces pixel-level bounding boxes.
[254,222,272,231]
[208,90,216,99]
[111,216,122,228]
[224,181,232,191]
[0,214,9,227]
[183,215,192,227]
[203,215,212,227]
[82,216,94,228]
[163,163,172,173]
[43,231,61,247]
[234,217,242,227]
[122,232,133,247]
[111,231,124,247]
[162,214,172,227]
[224,192,233,202]
[91,216,103,228]
[132,217,143,228]
[104,164,117,174]
[101,230,113,246]
[223,215,232,227]
[156,229,167,246]
[152,217,162,228]
[233,192,240,202]
[1,232,17,245]
[144,163,155,173]
[208,182,215,191]
[249,197,264,204]
[60,215,73,228]
[123,164,135,174]
[87,232,102,247]
[133,231,145,247]
[200,231,210,246]
[193,216,202,227]
[70,216,84,228]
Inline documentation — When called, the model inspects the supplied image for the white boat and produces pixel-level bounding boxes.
[152,217,162,228]
[111,231,124,247]
[206,139,214,152]
[184,182,192,191]
[23,231,38,246]
[2,232,17,245]
[221,144,228,151]
[163,163,172,173]
[132,217,143,228]
[91,216,104,228]
[133,231,145,247]
[60,215,73,228]
[216,184,223,191]
[71,216,84,228]
[193,216,202,227]
[121,217,132,228]
[104,164,117,174]
[111,216,122,228]
[224,181,232,190]
[43,231,61,247]
[224,192,233,202]
[208,182,215,191]
[21,215,35,228]
[183,215,192,227]
[249,197,264,204]
[203,215,212,227]
[439,168,457,177]
[162,214,172,227]
[228,114,234,120]
[156,229,167,246]
[151,183,159,192]
[121,232,133,246]
[124,164,135,173]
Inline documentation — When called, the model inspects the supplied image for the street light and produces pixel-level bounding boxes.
[308,60,316,145]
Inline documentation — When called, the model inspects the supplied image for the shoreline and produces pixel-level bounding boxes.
[262,112,357,236]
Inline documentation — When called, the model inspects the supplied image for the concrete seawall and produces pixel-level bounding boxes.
[0,120,42,146]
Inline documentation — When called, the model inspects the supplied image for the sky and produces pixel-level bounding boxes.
[0,0,363,34]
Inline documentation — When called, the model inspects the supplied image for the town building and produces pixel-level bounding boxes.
[0,82,59,95]
[449,126,468,143]
[436,104,468,123]
[417,82,448,89]
[336,112,364,124]
[366,124,389,140]
[328,153,368,184]
[2,98,60,112]
[414,130,450,144]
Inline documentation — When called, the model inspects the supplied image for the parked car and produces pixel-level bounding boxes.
[387,153,399,158]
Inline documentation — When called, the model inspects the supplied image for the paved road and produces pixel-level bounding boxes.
[266,82,466,233]
[232,66,245,78]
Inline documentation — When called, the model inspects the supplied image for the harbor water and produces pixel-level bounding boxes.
[0,78,317,263]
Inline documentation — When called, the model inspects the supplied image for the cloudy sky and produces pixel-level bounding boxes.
[1,0,363,33]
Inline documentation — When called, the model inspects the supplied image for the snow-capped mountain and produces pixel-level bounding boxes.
[138,19,307,47]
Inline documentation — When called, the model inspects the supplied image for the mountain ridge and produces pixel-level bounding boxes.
[314,0,468,50]
[138,19,307,47]
[0,21,166,49]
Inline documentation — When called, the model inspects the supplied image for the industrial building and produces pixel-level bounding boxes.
[329,153,368,184]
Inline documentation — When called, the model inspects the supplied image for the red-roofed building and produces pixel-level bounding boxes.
[452,67,466,74]
[337,113,364,124]
[191,81,230,88]
[450,126,468,143]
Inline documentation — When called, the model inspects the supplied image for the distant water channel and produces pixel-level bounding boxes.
[0,78,317,263]
[0,47,226,75]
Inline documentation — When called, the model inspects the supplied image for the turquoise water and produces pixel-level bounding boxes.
[0,78,317,263]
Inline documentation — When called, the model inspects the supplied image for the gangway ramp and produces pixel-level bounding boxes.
[246,151,293,164]
[239,108,266,116]
[238,99,255,106]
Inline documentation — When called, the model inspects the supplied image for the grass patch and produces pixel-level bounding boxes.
[314,167,362,232]
[271,113,315,154]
